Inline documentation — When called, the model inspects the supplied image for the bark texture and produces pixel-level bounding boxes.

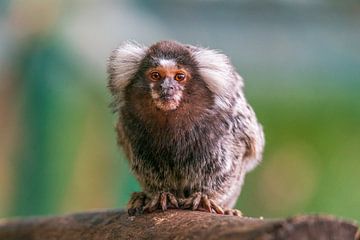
[0,209,358,240]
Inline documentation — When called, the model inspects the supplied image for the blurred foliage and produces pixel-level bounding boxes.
[0,0,359,221]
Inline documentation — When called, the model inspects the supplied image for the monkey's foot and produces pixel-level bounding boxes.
[127,192,147,216]
[179,192,227,215]
[128,191,179,216]
[143,191,179,213]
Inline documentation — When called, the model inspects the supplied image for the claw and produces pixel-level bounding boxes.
[167,193,179,208]
[178,192,227,215]
[233,210,242,216]
[224,209,242,216]
[143,192,160,213]
[160,192,167,211]
[182,196,194,209]
[136,191,179,214]
[192,193,202,210]
[210,199,224,214]
[201,195,212,213]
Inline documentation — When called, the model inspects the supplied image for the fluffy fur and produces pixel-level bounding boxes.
[108,40,265,215]
[108,41,148,108]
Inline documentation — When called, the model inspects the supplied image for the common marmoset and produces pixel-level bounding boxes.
[107,40,264,216]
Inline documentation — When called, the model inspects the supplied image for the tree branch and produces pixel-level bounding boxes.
[0,209,358,240]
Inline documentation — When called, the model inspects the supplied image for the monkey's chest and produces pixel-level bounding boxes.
[129,122,225,181]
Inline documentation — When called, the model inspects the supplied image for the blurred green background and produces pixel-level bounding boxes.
[0,0,359,221]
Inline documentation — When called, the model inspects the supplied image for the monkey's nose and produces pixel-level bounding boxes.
[160,89,175,100]
[160,78,177,91]
[164,87,175,93]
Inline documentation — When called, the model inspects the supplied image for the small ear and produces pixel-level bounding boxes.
[191,47,240,97]
[107,41,148,95]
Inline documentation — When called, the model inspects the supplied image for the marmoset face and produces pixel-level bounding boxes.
[132,41,213,112]
[145,60,190,111]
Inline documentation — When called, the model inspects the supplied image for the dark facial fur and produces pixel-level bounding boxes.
[108,40,265,211]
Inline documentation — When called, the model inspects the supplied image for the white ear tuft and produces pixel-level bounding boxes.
[107,41,148,95]
[192,48,242,105]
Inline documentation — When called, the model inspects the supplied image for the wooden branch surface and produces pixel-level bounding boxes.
[0,209,358,240]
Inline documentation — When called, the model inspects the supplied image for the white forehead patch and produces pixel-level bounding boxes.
[159,58,177,68]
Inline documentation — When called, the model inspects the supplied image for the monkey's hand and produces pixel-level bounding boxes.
[178,192,242,216]
[127,191,179,216]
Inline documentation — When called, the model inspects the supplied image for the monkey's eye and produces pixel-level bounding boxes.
[150,72,161,81]
[174,73,186,82]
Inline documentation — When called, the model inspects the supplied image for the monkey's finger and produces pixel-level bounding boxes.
[182,197,195,209]
[224,209,242,216]
[192,193,202,210]
[167,193,179,208]
[127,192,146,216]
[132,197,145,209]
[233,209,242,216]
[210,199,224,214]
[149,193,161,211]
[160,192,167,211]
[201,195,212,213]
[144,193,160,212]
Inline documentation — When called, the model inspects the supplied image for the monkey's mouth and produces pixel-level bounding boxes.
[154,98,180,111]
[151,92,182,111]
[160,93,176,101]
